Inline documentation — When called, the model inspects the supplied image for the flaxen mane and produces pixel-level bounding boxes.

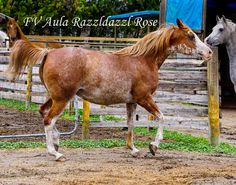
[115,26,175,57]
[7,40,49,80]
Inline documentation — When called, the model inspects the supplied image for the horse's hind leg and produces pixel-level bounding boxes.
[126,103,140,157]
[137,95,164,156]
[43,100,68,161]
[52,125,60,151]
[39,98,52,118]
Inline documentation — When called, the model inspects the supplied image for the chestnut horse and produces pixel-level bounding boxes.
[6,17,62,48]
[7,19,212,161]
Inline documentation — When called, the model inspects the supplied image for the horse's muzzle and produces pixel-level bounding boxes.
[198,48,213,61]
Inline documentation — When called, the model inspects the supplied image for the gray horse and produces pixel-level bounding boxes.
[0,30,9,48]
[205,16,236,93]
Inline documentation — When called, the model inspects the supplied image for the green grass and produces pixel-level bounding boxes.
[0,98,124,122]
[134,128,236,155]
[0,128,235,155]
[0,98,38,111]
[0,98,236,155]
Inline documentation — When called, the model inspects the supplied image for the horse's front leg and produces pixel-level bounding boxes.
[126,103,140,157]
[137,95,164,156]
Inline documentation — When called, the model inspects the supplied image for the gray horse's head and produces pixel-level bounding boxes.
[205,16,235,46]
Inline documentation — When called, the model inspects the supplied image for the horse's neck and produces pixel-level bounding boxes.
[145,52,169,69]
[225,29,236,84]
[226,25,236,63]
[16,25,27,40]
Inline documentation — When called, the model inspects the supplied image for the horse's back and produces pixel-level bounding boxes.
[43,47,135,104]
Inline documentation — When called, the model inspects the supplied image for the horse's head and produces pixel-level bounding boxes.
[170,19,212,61]
[6,17,19,47]
[205,16,233,46]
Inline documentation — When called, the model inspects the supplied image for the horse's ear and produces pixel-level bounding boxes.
[222,15,227,24]
[216,15,220,22]
[13,16,18,22]
[176,18,185,29]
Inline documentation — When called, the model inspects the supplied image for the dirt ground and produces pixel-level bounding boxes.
[0,148,236,185]
[0,106,236,185]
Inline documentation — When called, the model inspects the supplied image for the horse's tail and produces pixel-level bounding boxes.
[6,39,49,80]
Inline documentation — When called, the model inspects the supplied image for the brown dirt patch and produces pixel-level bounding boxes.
[0,148,235,185]
[0,106,236,184]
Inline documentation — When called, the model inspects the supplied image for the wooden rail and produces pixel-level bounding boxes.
[27,35,140,42]
[27,36,139,51]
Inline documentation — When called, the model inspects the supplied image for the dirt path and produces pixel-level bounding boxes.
[0,107,236,184]
[0,148,235,185]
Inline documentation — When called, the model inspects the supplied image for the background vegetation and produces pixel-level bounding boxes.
[0,0,160,37]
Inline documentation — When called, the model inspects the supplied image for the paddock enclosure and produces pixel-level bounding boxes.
[0,36,219,142]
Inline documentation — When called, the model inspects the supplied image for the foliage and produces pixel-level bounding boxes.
[0,0,160,37]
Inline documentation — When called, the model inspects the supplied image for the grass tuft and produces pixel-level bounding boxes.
[134,128,236,155]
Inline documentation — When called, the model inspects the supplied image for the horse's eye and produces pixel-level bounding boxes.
[188,33,195,41]
[219,28,224,32]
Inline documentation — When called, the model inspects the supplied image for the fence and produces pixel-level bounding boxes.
[0,37,220,144]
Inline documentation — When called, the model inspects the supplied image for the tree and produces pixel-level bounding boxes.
[0,0,160,37]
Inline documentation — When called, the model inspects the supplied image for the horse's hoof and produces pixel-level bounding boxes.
[149,143,158,156]
[131,150,141,158]
[54,144,59,151]
[56,156,68,162]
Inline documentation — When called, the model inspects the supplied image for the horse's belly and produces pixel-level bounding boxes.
[77,88,133,105]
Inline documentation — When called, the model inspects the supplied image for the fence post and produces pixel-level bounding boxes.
[25,65,32,108]
[82,100,90,139]
[69,101,73,115]
[207,47,220,146]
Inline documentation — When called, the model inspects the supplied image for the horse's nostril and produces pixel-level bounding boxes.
[209,50,213,55]
[205,38,211,45]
